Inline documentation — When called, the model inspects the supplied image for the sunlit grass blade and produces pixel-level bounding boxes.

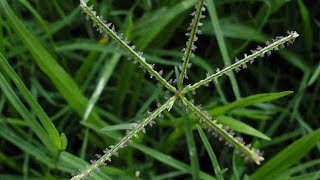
[83,53,121,121]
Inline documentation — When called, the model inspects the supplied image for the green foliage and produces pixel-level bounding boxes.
[0,0,319,179]
[251,130,320,180]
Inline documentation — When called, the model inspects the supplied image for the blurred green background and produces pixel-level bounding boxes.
[0,0,319,179]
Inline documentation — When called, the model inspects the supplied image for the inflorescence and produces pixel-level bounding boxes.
[74,0,299,179]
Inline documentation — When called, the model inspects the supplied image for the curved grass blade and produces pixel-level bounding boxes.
[251,129,320,180]
[0,0,107,128]
[0,53,63,150]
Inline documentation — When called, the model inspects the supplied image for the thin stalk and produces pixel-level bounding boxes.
[180,96,264,165]
[178,0,205,89]
[72,96,177,180]
[80,0,177,93]
[182,31,299,94]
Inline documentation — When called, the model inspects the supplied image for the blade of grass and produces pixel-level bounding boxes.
[197,125,224,180]
[0,121,54,167]
[132,143,215,180]
[206,0,241,99]
[0,0,106,128]
[209,91,293,116]
[0,52,63,150]
[297,0,313,51]
[18,0,52,40]
[83,53,121,121]
[280,159,320,178]
[308,62,320,86]
[251,129,320,180]
[183,115,200,180]
[0,73,55,151]
[216,116,271,141]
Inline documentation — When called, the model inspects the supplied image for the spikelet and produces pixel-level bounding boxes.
[182,31,299,94]
[178,0,206,88]
[71,96,176,180]
[79,0,177,93]
[181,96,264,165]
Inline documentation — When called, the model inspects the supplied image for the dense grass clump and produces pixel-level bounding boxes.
[0,0,319,180]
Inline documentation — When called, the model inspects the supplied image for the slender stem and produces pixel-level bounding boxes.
[180,96,264,165]
[182,32,299,94]
[178,0,205,89]
[71,96,177,180]
[80,1,177,93]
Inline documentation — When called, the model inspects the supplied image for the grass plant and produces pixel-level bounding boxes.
[0,0,319,179]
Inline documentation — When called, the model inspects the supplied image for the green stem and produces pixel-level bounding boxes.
[180,96,264,165]
[72,96,176,180]
[178,0,205,89]
[80,1,177,93]
[182,32,299,94]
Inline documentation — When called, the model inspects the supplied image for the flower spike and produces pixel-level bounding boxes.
[71,96,177,180]
[177,0,206,89]
[180,96,264,165]
[182,31,299,94]
[80,0,177,93]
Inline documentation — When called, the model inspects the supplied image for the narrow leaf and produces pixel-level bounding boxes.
[251,129,320,180]
[216,116,271,141]
[209,91,293,116]
[197,125,224,180]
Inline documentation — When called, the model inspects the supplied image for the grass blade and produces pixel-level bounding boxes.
[0,0,106,127]
[0,73,54,150]
[251,129,320,180]
[216,116,271,141]
[183,115,200,180]
[83,53,121,121]
[132,143,215,180]
[197,125,224,180]
[206,0,241,99]
[0,53,63,150]
[209,91,293,116]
